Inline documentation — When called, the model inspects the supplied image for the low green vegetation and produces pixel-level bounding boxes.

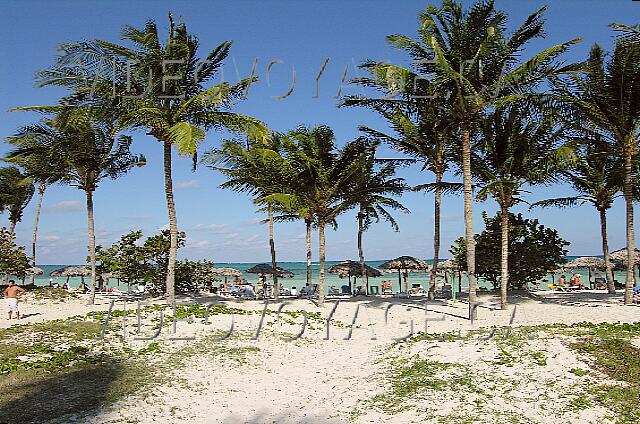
[368,358,480,414]
[572,337,640,423]
[28,287,79,302]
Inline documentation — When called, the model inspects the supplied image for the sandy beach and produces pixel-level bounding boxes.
[1,289,638,423]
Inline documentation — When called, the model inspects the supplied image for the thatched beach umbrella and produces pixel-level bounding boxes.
[380,256,430,293]
[246,263,294,278]
[25,267,43,276]
[328,260,383,291]
[609,247,640,265]
[50,265,91,287]
[610,248,640,282]
[212,267,243,285]
[565,256,605,270]
[565,256,606,287]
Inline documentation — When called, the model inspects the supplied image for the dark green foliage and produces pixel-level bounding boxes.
[0,227,30,277]
[94,230,216,295]
[451,212,569,289]
[0,167,34,229]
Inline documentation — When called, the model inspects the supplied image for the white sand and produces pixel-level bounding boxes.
[3,290,639,423]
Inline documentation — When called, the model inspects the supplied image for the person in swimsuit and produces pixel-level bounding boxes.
[4,280,25,320]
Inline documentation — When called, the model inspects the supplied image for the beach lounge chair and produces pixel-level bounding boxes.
[328,286,341,297]
[435,284,452,299]
[341,285,352,295]
[409,283,425,295]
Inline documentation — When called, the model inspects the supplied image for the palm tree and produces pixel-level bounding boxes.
[206,135,294,300]
[28,14,268,303]
[370,0,579,318]
[475,106,572,308]
[344,138,408,294]
[554,38,640,304]
[0,167,35,236]
[531,138,624,294]
[283,126,366,305]
[343,63,457,299]
[4,126,67,284]
[24,112,145,304]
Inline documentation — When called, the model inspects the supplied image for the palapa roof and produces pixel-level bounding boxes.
[245,263,294,278]
[50,266,92,277]
[211,267,243,277]
[437,259,460,271]
[565,256,605,270]
[549,266,570,275]
[609,248,640,265]
[25,267,44,276]
[327,260,383,278]
[380,256,430,271]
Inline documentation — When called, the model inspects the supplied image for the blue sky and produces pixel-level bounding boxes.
[1,0,639,264]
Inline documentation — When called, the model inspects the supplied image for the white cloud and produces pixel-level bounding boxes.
[157,223,169,231]
[126,214,152,221]
[186,239,211,249]
[193,223,229,233]
[42,235,61,242]
[46,200,83,212]
[175,180,199,189]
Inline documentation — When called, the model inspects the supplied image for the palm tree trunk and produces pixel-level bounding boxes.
[500,203,509,309]
[305,218,312,286]
[462,128,477,319]
[268,203,279,301]
[85,189,97,305]
[429,171,443,300]
[164,140,178,304]
[318,220,326,306]
[598,208,615,294]
[29,183,46,286]
[8,221,16,237]
[623,152,635,305]
[357,204,368,295]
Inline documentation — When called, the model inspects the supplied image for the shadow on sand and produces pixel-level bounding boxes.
[0,360,125,424]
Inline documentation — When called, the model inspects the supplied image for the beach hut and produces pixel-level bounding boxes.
[50,265,91,287]
[380,256,430,293]
[211,267,243,285]
[327,260,383,293]
[246,264,294,278]
[565,257,606,287]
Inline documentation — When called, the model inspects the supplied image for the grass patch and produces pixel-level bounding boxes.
[571,335,640,423]
[28,287,79,302]
[369,358,479,414]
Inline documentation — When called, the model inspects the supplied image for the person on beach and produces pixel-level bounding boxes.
[569,274,585,289]
[4,280,25,320]
[290,287,298,296]
[557,275,566,286]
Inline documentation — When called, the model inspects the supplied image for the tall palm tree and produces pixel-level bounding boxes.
[369,0,579,318]
[554,38,640,304]
[344,138,408,294]
[24,112,145,304]
[206,135,294,300]
[475,106,572,308]
[27,14,268,303]
[0,167,35,236]
[531,139,624,294]
[343,63,458,299]
[4,126,67,284]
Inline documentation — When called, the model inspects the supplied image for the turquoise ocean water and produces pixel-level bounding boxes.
[10,257,637,293]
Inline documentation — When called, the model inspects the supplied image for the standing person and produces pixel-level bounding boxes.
[4,280,25,320]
